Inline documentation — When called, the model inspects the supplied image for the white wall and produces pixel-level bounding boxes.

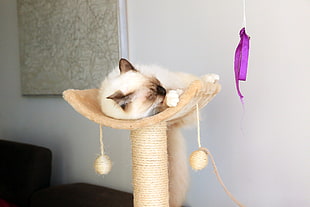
[1,0,309,206]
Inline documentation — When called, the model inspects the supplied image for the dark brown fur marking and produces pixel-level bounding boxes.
[107,90,134,111]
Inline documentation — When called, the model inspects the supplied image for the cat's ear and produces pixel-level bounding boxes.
[107,90,133,110]
[119,58,136,74]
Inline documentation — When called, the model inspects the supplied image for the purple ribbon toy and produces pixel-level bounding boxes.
[234,27,250,102]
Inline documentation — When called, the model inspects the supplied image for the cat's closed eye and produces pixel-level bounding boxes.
[107,90,133,111]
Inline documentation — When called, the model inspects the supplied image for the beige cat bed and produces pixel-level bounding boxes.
[63,79,221,207]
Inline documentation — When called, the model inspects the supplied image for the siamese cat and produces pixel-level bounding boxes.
[99,59,218,207]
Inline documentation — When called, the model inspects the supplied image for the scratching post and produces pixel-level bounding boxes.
[131,122,169,206]
[63,80,221,206]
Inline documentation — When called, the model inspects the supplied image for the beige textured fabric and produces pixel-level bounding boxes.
[63,80,221,130]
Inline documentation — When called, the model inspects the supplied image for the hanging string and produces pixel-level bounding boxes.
[196,104,202,148]
[99,124,104,156]
[234,0,250,104]
[200,147,245,207]
[94,124,112,175]
[193,105,245,207]
[242,0,247,28]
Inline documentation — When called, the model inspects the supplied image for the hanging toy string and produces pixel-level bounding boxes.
[94,124,112,175]
[234,0,250,104]
[242,0,247,28]
[199,147,245,207]
[99,124,104,155]
[196,103,202,148]
[190,104,245,207]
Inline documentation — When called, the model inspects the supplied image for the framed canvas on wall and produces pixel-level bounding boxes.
[17,0,128,95]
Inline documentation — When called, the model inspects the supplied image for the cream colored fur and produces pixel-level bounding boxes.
[167,127,188,207]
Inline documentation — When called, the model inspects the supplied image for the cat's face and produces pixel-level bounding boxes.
[104,59,167,119]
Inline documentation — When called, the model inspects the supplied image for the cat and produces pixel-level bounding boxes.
[99,58,219,207]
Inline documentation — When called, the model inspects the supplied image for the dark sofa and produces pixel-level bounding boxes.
[0,140,133,207]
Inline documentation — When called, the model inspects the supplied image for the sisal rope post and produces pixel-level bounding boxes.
[130,122,169,207]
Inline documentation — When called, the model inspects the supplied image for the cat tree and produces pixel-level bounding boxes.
[63,79,221,207]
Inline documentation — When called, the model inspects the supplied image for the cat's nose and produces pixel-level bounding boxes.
[156,85,166,96]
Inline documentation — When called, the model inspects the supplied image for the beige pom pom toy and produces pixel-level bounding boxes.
[93,125,112,175]
[190,148,209,171]
[94,154,112,175]
[189,105,210,171]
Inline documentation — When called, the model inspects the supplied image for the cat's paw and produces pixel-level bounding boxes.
[202,74,220,83]
[166,89,183,107]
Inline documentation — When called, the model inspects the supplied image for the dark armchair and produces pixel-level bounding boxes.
[0,140,52,207]
[0,139,133,207]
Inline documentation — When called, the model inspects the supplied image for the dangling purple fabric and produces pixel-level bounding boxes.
[234,27,250,102]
